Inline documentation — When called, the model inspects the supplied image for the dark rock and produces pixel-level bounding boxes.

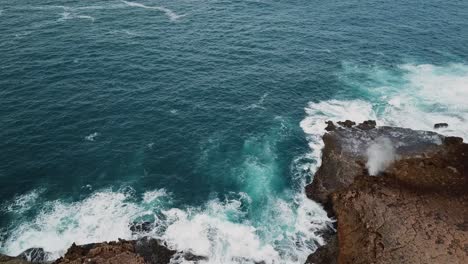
[305,236,337,264]
[18,248,48,263]
[356,120,377,130]
[434,123,448,129]
[134,237,176,264]
[130,221,153,234]
[180,252,208,262]
[337,120,356,128]
[444,136,463,145]
[306,225,338,264]
[325,121,336,131]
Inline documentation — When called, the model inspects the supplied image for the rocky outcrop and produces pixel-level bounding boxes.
[51,237,205,264]
[306,120,468,264]
[434,123,449,129]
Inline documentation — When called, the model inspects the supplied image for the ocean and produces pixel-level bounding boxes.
[1,0,467,263]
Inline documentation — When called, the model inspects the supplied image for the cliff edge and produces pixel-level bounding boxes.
[305,120,468,264]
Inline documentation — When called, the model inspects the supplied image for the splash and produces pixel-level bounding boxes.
[84,132,99,141]
[366,137,396,176]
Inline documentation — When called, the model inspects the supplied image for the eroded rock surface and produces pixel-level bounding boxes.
[52,237,205,264]
[306,120,468,264]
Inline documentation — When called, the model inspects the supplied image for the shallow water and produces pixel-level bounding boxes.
[1,1,467,263]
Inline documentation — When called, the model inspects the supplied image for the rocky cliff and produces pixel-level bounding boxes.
[305,120,468,264]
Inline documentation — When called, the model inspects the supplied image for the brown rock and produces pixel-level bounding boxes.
[305,122,468,264]
[54,240,145,264]
[0,254,30,264]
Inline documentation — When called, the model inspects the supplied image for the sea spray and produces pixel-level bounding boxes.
[365,137,396,176]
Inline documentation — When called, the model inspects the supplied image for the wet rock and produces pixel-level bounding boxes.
[305,236,337,264]
[133,237,176,264]
[356,120,376,130]
[130,221,154,234]
[18,248,48,263]
[337,120,356,128]
[434,123,448,129]
[325,121,337,131]
[180,252,208,262]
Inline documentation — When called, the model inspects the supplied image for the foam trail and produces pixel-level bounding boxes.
[121,1,185,21]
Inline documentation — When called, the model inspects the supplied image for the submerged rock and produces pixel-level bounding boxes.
[434,123,449,129]
[305,121,468,263]
[129,221,154,234]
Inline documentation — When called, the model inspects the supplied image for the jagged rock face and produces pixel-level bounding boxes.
[53,240,146,264]
[332,175,467,264]
[305,121,468,264]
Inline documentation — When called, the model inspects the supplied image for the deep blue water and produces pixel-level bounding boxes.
[1,1,467,263]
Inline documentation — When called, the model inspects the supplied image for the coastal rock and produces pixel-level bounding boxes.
[325,121,337,131]
[434,123,449,129]
[18,248,48,263]
[53,240,145,264]
[337,120,356,128]
[305,123,444,208]
[130,222,154,234]
[305,121,468,263]
[53,237,205,264]
[0,254,30,264]
[356,120,376,130]
[133,237,176,264]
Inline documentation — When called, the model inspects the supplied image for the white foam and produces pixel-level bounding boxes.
[366,137,396,176]
[1,188,171,259]
[121,1,185,22]
[84,132,99,141]
[2,186,331,264]
[380,63,468,139]
[243,93,269,110]
[58,10,95,22]
[2,189,45,214]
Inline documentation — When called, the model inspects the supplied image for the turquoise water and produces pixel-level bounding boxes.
[1,1,468,263]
